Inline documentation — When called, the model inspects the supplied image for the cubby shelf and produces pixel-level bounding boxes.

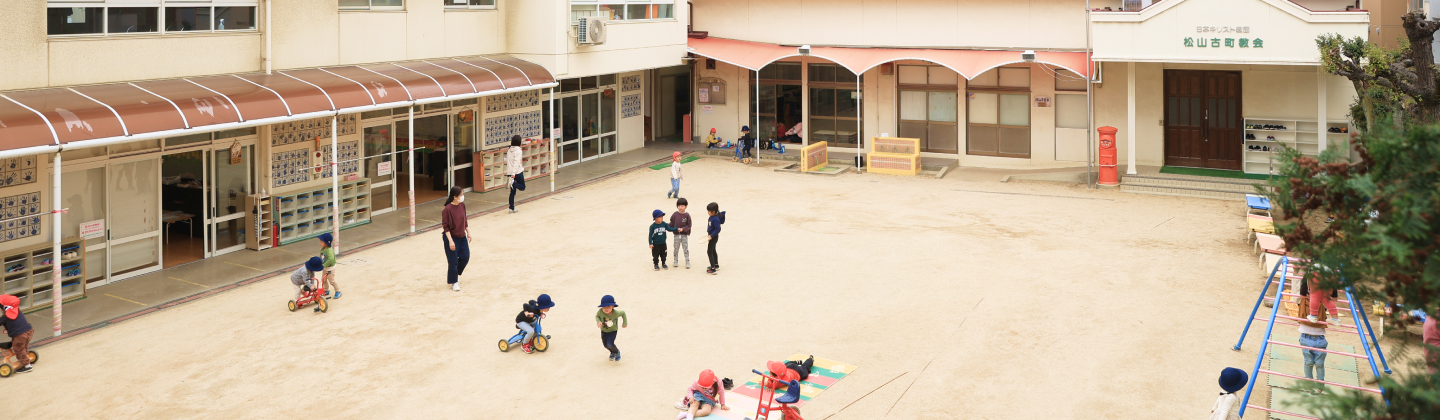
[1,238,86,311]
[473,142,554,193]
[260,178,373,247]
[1241,118,1351,175]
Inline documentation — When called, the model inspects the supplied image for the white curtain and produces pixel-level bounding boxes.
[969,92,998,125]
[928,92,958,123]
[900,91,928,121]
[999,94,1030,127]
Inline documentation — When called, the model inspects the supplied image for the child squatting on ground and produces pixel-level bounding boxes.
[515,294,555,354]
[705,128,722,148]
[0,294,34,373]
[290,257,324,312]
[317,233,341,299]
[670,198,693,269]
[675,369,728,420]
[703,202,726,275]
[650,209,677,270]
[1209,367,1248,420]
[666,151,683,199]
[595,295,627,361]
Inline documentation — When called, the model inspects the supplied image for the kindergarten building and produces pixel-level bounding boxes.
[0,0,1383,316]
[0,0,687,312]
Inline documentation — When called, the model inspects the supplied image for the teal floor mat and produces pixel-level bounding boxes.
[1267,358,1359,388]
[1268,335,1358,373]
[1269,387,1319,420]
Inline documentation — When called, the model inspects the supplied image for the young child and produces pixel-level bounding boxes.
[596,295,628,361]
[290,257,324,312]
[1209,367,1247,420]
[317,232,341,299]
[1295,291,1330,386]
[666,152,684,199]
[0,294,34,373]
[674,369,728,420]
[670,198,693,269]
[766,356,815,386]
[649,209,676,270]
[738,126,755,162]
[1304,278,1341,326]
[515,294,555,354]
[705,128,722,149]
[703,202,726,275]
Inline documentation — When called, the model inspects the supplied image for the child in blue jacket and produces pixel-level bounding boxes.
[703,202,726,275]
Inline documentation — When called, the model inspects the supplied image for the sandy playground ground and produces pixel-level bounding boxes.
[0,158,1329,419]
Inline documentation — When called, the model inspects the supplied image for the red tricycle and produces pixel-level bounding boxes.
[287,281,329,313]
[0,341,37,378]
[751,369,804,420]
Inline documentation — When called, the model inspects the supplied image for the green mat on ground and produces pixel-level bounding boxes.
[1267,358,1360,388]
[1269,386,1318,420]
[649,155,700,170]
[1159,166,1271,180]
[1268,335,1359,373]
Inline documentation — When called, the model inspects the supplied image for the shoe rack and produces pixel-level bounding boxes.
[1242,118,1351,175]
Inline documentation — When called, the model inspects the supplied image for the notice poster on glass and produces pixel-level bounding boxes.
[377,161,392,177]
[80,219,105,240]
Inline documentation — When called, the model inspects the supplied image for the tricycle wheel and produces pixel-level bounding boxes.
[316,297,328,313]
[533,335,549,352]
[26,351,37,365]
[287,300,297,312]
[497,339,510,352]
[0,363,11,378]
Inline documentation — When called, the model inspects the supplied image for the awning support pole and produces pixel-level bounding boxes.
[1126,61,1136,175]
[550,88,556,193]
[332,115,340,254]
[857,76,862,167]
[1085,0,1095,188]
[408,107,416,234]
[754,69,759,165]
[51,152,63,337]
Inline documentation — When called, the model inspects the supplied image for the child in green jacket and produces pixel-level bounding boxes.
[596,294,628,361]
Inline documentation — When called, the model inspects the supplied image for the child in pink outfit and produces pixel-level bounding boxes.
[674,369,728,420]
[1304,279,1341,325]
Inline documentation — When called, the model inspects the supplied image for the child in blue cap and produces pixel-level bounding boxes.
[290,257,324,311]
[596,295,628,361]
[1209,367,1248,420]
[515,294,555,354]
[649,209,676,270]
[317,232,341,299]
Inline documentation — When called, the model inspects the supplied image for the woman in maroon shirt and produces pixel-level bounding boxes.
[441,187,470,291]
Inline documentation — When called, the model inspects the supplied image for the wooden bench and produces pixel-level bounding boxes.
[866,137,921,176]
[800,141,828,172]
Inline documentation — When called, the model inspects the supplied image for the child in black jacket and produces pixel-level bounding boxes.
[515,294,555,354]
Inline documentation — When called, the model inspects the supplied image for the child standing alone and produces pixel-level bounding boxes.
[649,209,675,270]
[670,198,692,269]
[666,151,683,199]
[596,295,628,361]
[703,202,726,275]
[317,232,341,299]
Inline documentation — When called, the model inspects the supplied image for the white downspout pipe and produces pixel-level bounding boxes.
[264,0,272,75]
[331,116,340,253]
[50,153,62,337]
[407,107,416,233]
[1126,61,1136,175]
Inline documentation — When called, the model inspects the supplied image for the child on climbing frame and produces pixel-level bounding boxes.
[674,369,728,420]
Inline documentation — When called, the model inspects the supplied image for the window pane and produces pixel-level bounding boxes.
[970,69,998,87]
[48,7,104,35]
[452,98,477,106]
[165,132,212,147]
[599,74,616,86]
[215,7,256,30]
[656,4,672,19]
[1055,70,1088,91]
[999,94,1030,126]
[445,0,467,6]
[836,66,857,83]
[898,66,927,85]
[339,0,370,9]
[364,125,393,180]
[362,109,392,119]
[601,92,615,133]
[968,92,998,124]
[899,91,927,121]
[373,0,404,7]
[562,96,579,141]
[809,64,834,83]
[561,78,581,92]
[836,89,858,117]
[809,88,834,117]
[928,92,958,123]
[758,84,776,114]
[572,5,599,22]
[582,93,599,137]
[776,63,801,81]
[215,127,256,140]
[626,5,646,19]
[928,67,959,86]
[470,0,496,5]
[999,68,1031,88]
[164,7,211,32]
[109,8,159,34]
[1055,94,1088,129]
[581,76,597,90]
[598,4,621,19]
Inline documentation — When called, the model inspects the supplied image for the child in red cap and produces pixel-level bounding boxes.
[674,369,728,420]
[767,355,815,387]
[0,295,34,373]
[705,128,721,148]
[666,151,684,199]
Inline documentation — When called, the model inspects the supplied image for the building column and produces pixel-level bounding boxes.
[1127,62,1137,174]
[50,152,62,336]
[1318,67,1328,153]
[331,116,340,254]
[408,107,415,233]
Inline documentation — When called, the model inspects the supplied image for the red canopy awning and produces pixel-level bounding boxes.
[0,54,555,154]
[688,37,1092,80]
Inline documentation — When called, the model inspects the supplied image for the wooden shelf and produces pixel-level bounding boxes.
[3,238,87,312]
[1242,117,1350,174]
[473,142,554,193]
[266,178,373,247]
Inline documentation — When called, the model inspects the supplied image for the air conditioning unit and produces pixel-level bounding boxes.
[578,17,607,45]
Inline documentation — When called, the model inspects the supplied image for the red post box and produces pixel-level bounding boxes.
[1097,126,1119,186]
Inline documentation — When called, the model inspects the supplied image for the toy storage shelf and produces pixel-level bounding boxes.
[244,194,273,251]
[2,238,86,312]
[266,178,372,247]
[473,141,553,193]
[1242,118,1351,175]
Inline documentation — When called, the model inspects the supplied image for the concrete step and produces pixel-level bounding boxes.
[1119,174,1272,201]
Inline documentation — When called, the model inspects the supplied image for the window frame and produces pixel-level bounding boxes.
[444,0,495,11]
[965,65,1033,159]
[339,0,405,12]
[896,65,960,153]
[570,0,675,23]
[46,1,259,38]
